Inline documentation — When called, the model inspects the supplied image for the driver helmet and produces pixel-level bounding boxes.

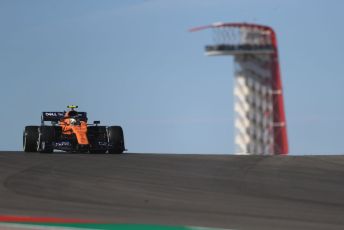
[66,110,78,117]
[70,118,77,125]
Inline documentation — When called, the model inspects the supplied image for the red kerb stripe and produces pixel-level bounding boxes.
[0,215,95,223]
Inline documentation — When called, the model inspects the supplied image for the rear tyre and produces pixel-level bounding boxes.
[88,126,107,154]
[37,126,54,153]
[23,126,39,152]
[107,126,125,154]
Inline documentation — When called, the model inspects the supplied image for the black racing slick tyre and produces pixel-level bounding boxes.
[88,126,107,154]
[37,126,54,153]
[23,126,39,152]
[107,126,125,154]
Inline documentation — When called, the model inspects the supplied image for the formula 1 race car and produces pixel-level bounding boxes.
[23,106,126,154]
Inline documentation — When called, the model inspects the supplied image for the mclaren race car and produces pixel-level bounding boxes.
[23,106,126,153]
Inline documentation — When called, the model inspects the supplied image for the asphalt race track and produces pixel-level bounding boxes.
[0,152,344,230]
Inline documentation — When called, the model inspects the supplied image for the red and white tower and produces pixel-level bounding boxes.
[191,22,288,155]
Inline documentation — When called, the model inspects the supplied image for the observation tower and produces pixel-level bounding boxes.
[191,22,288,155]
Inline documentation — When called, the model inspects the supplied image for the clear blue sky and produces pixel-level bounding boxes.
[1,0,343,154]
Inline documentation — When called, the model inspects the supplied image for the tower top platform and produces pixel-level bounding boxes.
[190,22,277,56]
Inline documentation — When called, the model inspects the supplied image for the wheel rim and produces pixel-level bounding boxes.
[37,139,40,152]
[41,141,45,151]
[23,132,27,151]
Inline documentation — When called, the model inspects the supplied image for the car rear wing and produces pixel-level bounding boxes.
[41,112,88,125]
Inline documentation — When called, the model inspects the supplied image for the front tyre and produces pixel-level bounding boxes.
[23,126,39,152]
[37,126,54,153]
[107,126,125,154]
